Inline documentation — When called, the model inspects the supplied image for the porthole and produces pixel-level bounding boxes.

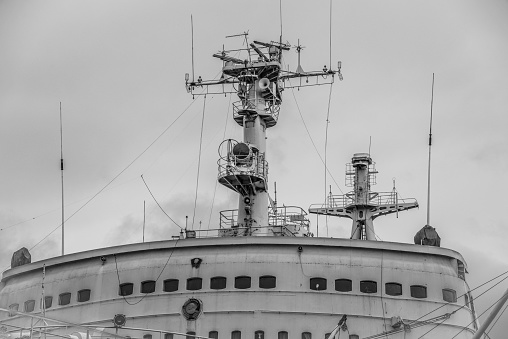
[410,285,427,299]
[42,296,53,309]
[119,283,134,296]
[335,279,352,292]
[235,276,251,289]
[8,304,18,317]
[187,277,203,290]
[24,300,35,313]
[77,289,91,302]
[259,275,276,289]
[360,280,377,293]
[59,292,71,305]
[385,283,402,296]
[310,277,327,290]
[141,280,156,293]
[210,276,227,290]
[443,289,457,302]
[163,279,179,292]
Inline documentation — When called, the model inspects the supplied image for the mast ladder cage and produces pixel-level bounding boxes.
[309,153,419,241]
[186,34,342,237]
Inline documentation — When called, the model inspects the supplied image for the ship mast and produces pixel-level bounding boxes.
[186,34,341,236]
[309,153,419,240]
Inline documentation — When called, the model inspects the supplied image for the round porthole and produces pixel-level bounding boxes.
[182,298,202,320]
[113,314,126,327]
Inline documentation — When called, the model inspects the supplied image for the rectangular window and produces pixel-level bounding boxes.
[211,277,227,290]
[165,334,174,339]
[141,281,156,293]
[335,279,352,292]
[119,283,134,296]
[310,278,327,290]
[385,283,402,296]
[254,331,264,339]
[360,281,377,294]
[143,335,152,339]
[42,296,53,309]
[8,304,18,317]
[231,331,241,339]
[278,332,288,339]
[187,332,196,339]
[24,300,35,313]
[78,289,91,302]
[187,278,203,290]
[208,331,218,339]
[302,332,311,339]
[163,279,179,292]
[59,292,71,305]
[442,289,457,303]
[259,276,276,289]
[410,285,427,299]
[235,276,251,289]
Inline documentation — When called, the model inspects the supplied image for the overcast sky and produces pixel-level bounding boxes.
[1,0,507,337]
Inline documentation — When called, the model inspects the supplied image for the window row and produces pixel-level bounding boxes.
[119,275,276,296]
[8,289,91,314]
[6,276,458,315]
[309,278,457,302]
[143,331,359,339]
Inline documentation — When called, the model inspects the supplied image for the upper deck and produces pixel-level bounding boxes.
[2,236,467,281]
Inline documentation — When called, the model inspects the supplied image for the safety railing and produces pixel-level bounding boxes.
[310,192,418,210]
[217,153,268,182]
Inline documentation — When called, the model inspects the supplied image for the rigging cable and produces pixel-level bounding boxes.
[449,285,508,339]
[141,175,182,229]
[114,239,179,306]
[416,273,508,338]
[363,270,508,339]
[207,94,232,229]
[324,82,333,236]
[19,96,200,259]
[192,96,207,229]
[288,80,344,195]
[486,301,508,336]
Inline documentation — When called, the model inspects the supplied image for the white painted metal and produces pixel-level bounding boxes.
[1,238,477,339]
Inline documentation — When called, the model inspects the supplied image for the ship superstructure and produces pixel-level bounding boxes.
[0,32,493,339]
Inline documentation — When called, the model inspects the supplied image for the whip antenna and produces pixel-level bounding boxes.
[191,15,195,82]
[60,102,65,256]
[426,73,435,226]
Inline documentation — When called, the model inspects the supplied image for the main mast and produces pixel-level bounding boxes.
[186,35,341,236]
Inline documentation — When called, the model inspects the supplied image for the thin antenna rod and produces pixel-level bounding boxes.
[329,0,332,68]
[191,15,195,82]
[426,73,435,226]
[279,0,283,40]
[368,136,372,156]
[143,200,146,243]
[60,102,65,256]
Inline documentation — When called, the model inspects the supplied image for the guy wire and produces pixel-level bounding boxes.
[192,96,207,229]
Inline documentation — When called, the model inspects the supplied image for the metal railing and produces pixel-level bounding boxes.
[310,192,418,210]
[217,154,268,182]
